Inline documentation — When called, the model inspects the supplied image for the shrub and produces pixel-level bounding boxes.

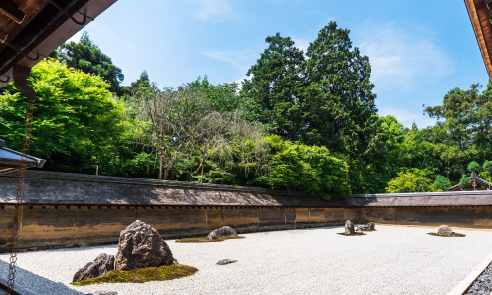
[261,135,351,197]
[433,175,450,191]
[459,177,471,188]
[385,169,434,193]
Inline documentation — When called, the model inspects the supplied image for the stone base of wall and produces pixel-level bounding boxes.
[0,206,357,252]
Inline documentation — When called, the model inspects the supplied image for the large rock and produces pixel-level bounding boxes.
[345,220,355,234]
[207,226,238,240]
[115,220,177,271]
[367,222,375,230]
[73,253,115,282]
[438,225,454,236]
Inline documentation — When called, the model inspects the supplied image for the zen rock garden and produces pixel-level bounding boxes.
[72,221,242,287]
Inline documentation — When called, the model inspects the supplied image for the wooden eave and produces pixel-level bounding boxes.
[464,0,492,81]
[0,0,117,88]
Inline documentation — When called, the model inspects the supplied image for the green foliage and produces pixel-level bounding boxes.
[240,22,384,193]
[467,161,480,173]
[424,83,492,177]
[484,160,492,183]
[433,175,450,191]
[459,176,471,188]
[483,160,492,174]
[240,33,305,139]
[188,75,250,114]
[71,264,198,286]
[385,169,435,193]
[259,135,351,197]
[0,58,148,177]
[53,32,124,95]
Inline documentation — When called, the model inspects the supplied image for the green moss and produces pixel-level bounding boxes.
[71,264,198,286]
[175,236,245,243]
[337,232,366,236]
[427,233,466,237]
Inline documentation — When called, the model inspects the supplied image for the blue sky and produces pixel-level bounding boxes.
[69,0,488,128]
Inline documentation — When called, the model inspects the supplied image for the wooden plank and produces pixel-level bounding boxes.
[465,0,492,81]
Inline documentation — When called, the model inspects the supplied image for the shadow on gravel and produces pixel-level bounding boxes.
[0,259,87,295]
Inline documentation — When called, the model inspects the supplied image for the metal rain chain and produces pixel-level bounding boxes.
[6,101,34,294]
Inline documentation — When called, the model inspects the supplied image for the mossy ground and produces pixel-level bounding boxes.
[175,236,245,243]
[337,233,366,236]
[364,229,377,232]
[427,233,466,237]
[71,264,198,286]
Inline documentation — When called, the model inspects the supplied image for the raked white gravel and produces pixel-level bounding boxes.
[1,225,492,295]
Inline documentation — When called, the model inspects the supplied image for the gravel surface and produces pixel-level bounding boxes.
[466,261,492,295]
[1,225,492,295]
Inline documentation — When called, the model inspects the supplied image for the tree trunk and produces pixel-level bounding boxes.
[460,162,465,178]
[200,162,204,183]
[159,149,163,180]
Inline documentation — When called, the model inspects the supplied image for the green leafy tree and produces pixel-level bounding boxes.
[53,31,125,95]
[433,175,450,191]
[303,22,386,194]
[259,135,351,197]
[188,76,249,113]
[385,169,435,193]
[468,161,480,173]
[424,84,492,177]
[240,33,306,141]
[0,58,145,176]
[483,160,492,183]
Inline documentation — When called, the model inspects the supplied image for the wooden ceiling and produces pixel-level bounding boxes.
[0,0,117,88]
[465,0,492,81]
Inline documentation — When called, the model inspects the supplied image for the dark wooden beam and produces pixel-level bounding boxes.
[0,0,26,24]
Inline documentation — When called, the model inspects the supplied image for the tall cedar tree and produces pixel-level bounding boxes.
[52,32,125,95]
[240,33,306,141]
[303,22,386,193]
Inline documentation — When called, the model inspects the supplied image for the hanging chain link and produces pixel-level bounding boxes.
[7,101,34,295]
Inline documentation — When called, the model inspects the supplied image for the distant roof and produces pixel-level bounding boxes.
[0,139,45,174]
[448,172,492,191]
[0,0,117,88]
[464,0,492,81]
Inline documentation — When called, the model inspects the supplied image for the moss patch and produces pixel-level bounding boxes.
[427,233,466,237]
[175,236,245,243]
[337,233,366,236]
[71,264,198,286]
[364,229,377,232]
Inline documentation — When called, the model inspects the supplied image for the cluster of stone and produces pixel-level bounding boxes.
[437,225,455,236]
[73,220,177,283]
[465,262,492,295]
[207,226,238,240]
[345,220,376,234]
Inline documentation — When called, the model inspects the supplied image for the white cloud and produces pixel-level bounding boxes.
[355,21,455,91]
[200,46,262,82]
[192,0,238,22]
[379,106,438,129]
